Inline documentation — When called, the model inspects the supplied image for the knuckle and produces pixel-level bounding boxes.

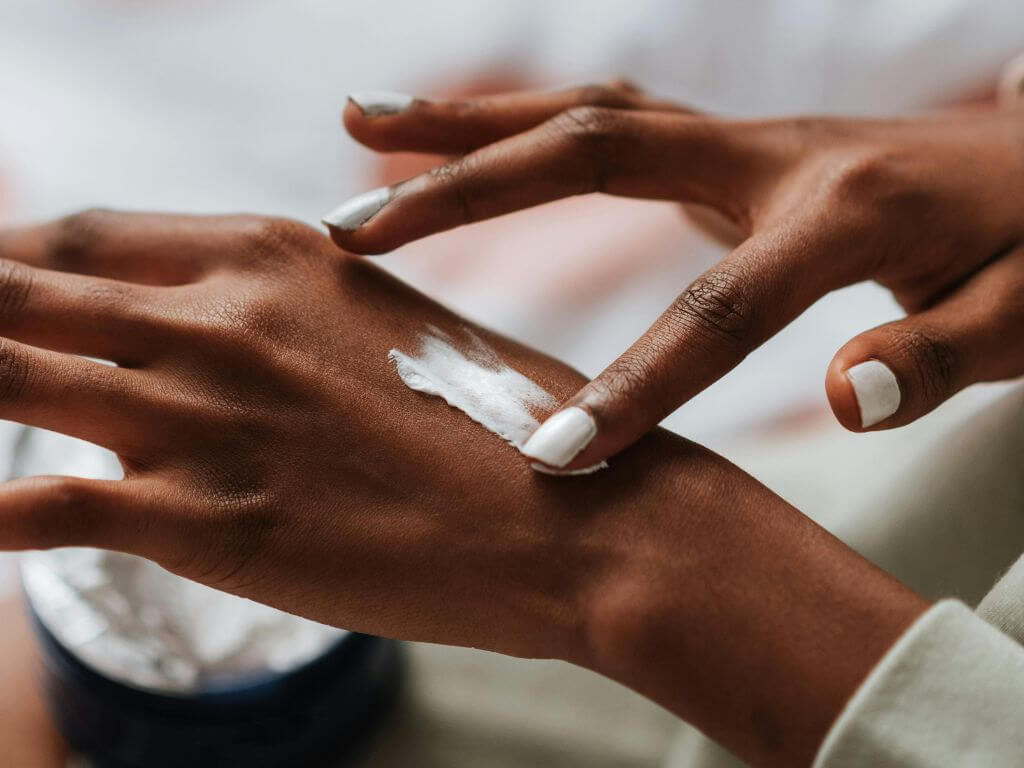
[236,217,321,264]
[554,105,623,141]
[228,295,288,340]
[196,293,288,346]
[429,158,480,224]
[598,353,657,401]
[549,106,626,193]
[829,152,893,197]
[50,208,115,270]
[597,348,678,420]
[823,150,932,218]
[81,277,136,313]
[44,477,89,513]
[31,478,102,546]
[575,81,640,108]
[0,259,33,324]
[605,78,643,94]
[668,269,754,346]
[890,325,959,400]
[183,480,280,592]
[0,338,30,404]
[182,290,299,360]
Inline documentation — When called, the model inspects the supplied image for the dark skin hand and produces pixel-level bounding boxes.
[0,211,925,766]
[328,82,1024,471]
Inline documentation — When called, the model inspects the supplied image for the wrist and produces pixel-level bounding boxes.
[560,429,928,767]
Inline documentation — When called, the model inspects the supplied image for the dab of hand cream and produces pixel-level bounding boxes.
[389,326,606,475]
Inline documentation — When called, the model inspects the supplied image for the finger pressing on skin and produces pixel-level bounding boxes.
[0,476,161,554]
[343,81,696,156]
[0,340,159,454]
[0,210,267,285]
[827,244,1024,431]
[325,110,770,254]
[522,230,832,472]
[0,260,168,365]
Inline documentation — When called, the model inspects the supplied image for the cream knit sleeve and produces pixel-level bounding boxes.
[813,598,1024,767]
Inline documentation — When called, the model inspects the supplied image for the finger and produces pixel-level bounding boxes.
[0,259,168,365]
[344,81,697,155]
[0,209,272,285]
[0,339,157,453]
[522,226,835,471]
[0,476,165,555]
[827,244,1024,431]
[325,109,777,254]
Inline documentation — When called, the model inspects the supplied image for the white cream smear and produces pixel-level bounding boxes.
[388,326,607,475]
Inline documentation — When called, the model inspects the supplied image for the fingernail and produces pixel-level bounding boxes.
[321,187,391,231]
[348,91,414,117]
[846,360,901,427]
[521,407,597,468]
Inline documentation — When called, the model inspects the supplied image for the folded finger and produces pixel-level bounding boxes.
[344,81,696,155]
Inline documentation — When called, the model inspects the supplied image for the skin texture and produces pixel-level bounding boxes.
[0,599,66,766]
[0,211,928,766]
[329,82,1024,471]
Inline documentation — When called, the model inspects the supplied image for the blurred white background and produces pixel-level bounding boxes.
[2,0,1021,447]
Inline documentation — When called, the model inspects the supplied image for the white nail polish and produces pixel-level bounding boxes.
[530,460,608,476]
[846,360,901,428]
[521,407,597,468]
[349,91,414,116]
[321,187,391,231]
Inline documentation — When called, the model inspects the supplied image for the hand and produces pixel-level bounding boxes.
[0,211,924,766]
[325,82,1024,471]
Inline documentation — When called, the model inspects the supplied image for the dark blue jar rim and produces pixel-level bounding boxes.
[28,598,377,717]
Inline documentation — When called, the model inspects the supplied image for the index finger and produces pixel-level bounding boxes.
[522,221,851,472]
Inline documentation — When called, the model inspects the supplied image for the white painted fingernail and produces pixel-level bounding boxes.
[349,91,415,116]
[522,407,596,469]
[321,187,391,231]
[846,360,901,428]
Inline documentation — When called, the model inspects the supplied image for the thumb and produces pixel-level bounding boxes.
[827,245,1024,431]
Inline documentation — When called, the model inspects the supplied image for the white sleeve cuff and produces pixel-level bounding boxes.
[813,599,1024,767]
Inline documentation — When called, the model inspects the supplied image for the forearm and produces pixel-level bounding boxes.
[549,429,928,767]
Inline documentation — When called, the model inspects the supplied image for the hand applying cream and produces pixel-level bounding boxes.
[325,81,1024,473]
[389,327,605,475]
[521,407,597,470]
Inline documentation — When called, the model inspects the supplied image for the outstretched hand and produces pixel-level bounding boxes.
[0,211,925,767]
[327,82,1024,471]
